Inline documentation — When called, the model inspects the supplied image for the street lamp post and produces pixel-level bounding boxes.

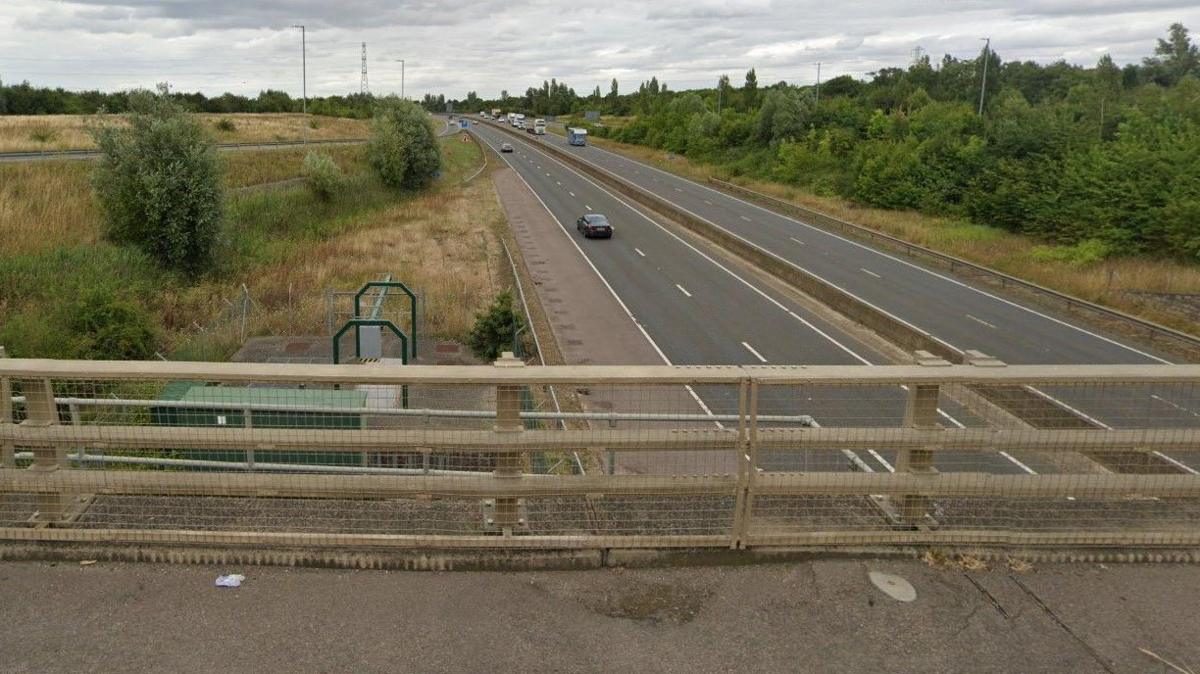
[292,24,307,116]
[395,59,405,99]
[978,37,991,115]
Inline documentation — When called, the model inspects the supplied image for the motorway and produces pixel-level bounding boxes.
[468,117,1200,475]
[468,120,1081,476]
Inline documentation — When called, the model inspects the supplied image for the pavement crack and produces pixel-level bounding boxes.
[1010,574,1117,674]
[964,573,1010,619]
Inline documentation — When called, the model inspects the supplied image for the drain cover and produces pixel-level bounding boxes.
[869,571,917,602]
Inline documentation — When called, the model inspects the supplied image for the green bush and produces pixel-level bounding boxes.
[1030,239,1116,266]
[368,96,442,189]
[67,288,161,360]
[215,118,236,132]
[28,126,58,143]
[467,290,524,361]
[0,285,161,360]
[91,88,224,274]
[302,150,344,201]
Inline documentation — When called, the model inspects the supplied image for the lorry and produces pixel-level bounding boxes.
[507,112,516,125]
[533,119,546,135]
[492,108,502,119]
[567,127,588,146]
[513,113,526,128]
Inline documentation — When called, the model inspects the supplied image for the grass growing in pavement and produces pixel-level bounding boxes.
[0,113,370,153]
[575,133,1200,339]
[0,133,506,360]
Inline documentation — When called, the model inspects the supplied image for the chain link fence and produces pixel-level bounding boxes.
[3,357,1199,551]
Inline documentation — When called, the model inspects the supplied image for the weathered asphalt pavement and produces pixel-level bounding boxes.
[3,559,1197,673]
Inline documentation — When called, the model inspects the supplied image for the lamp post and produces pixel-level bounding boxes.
[292,24,307,116]
[978,37,990,115]
[395,59,405,99]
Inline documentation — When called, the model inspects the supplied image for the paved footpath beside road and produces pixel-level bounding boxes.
[2,559,1197,673]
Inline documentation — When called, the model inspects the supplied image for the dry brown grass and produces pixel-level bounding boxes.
[0,113,369,153]
[224,144,367,189]
[586,135,1200,338]
[0,160,101,255]
[0,145,371,257]
[176,135,505,347]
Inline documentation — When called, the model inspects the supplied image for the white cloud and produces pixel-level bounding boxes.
[0,0,1196,99]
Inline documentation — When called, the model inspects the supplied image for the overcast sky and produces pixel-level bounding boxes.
[2,1,1198,100]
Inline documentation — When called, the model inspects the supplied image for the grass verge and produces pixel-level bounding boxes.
[1,133,506,361]
[0,113,369,153]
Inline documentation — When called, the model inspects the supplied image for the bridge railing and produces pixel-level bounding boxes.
[2,355,1199,551]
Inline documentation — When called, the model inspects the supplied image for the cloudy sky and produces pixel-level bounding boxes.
[1,1,1197,99]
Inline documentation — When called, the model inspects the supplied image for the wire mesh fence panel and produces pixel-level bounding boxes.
[746,375,1200,546]
[3,360,1200,551]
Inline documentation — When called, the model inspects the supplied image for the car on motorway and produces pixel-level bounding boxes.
[500,142,514,153]
[576,213,613,239]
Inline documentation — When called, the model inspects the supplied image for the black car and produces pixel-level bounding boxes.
[576,213,613,239]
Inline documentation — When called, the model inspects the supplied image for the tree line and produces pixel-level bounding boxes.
[0,82,376,118]
[451,24,1200,261]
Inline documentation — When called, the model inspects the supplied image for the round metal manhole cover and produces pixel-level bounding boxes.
[868,571,917,602]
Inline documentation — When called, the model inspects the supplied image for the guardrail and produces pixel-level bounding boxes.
[0,137,368,161]
[3,356,1200,554]
[708,178,1200,359]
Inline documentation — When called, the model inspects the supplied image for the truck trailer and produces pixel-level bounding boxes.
[567,127,588,146]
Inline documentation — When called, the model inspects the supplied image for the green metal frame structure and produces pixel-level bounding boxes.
[332,319,409,365]
[353,281,417,360]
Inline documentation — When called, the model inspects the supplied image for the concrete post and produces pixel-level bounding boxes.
[0,347,13,468]
[491,352,526,533]
[22,378,65,522]
[730,380,755,548]
[898,352,948,524]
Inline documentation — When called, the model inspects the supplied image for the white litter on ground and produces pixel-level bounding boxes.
[215,574,246,588]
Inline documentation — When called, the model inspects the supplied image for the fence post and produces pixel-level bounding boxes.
[0,346,13,468]
[896,352,949,524]
[488,352,527,533]
[22,377,67,523]
[730,379,756,548]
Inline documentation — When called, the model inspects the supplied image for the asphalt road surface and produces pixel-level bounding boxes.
[469,117,1200,474]
[471,121,1059,476]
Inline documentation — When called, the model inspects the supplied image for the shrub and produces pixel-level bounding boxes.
[308,118,321,130]
[467,290,523,361]
[368,96,442,189]
[28,126,58,143]
[215,118,236,132]
[91,88,224,274]
[302,150,344,200]
[1030,239,1116,266]
[67,287,161,360]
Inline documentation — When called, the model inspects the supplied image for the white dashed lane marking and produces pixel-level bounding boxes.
[741,341,768,363]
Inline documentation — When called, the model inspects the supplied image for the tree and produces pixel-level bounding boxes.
[467,291,524,361]
[1144,23,1198,86]
[368,96,442,189]
[716,74,731,112]
[91,87,223,273]
[609,78,619,101]
[743,68,759,110]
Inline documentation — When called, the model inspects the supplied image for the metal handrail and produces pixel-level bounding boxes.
[6,395,816,425]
